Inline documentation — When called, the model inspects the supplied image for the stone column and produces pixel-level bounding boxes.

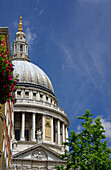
[42,115,45,141]
[66,127,68,140]
[20,112,25,141]
[17,43,19,52]
[51,117,53,143]
[12,108,15,140]
[65,126,69,150]
[30,90,33,99]
[32,113,36,141]
[37,92,40,100]
[57,120,60,145]
[23,44,25,54]
[43,95,46,102]
[62,123,65,143]
[14,44,16,53]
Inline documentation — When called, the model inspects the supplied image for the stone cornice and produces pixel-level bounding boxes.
[12,143,61,158]
[14,101,70,126]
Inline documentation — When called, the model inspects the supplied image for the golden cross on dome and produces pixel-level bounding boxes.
[18,16,23,32]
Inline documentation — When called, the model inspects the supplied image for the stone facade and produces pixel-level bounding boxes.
[11,17,70,170]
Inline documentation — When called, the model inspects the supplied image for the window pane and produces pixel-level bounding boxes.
[25,130,29,141]
[20,45,23,51]
[15,129,20,140]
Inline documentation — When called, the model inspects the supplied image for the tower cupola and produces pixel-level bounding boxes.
[12,16,29,61]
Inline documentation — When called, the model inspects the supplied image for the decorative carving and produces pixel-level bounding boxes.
[61,145,65,152]
[12,140,17,149]
[45,118,51,141]
[36,129,42,142]
[11,164,22,170]
[31,149,47,160]
[22,166,31,170]
[45,118,51,127]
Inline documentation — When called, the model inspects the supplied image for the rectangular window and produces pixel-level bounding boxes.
[40,94,43,98]
[25,130,29,141]
[25,92,29,96]
[33,93,36,98]
[15,129,20,140]
[17,91,21,96]
[46,96,48,101]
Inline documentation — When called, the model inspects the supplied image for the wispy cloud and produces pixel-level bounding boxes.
[33,0,39,10]
[23,20,29,26]
[60,42,107,97]
[39,9,44,16]
[61,44,82,74]
[26,28,37,48]
[80,0,103,2]
[13,19,37,49]
[77,124,82,131]
[13,19,29,29]
[33,0,44,16]
[37,0,40,5]
[50,32,109,117]
[13,21,18,28]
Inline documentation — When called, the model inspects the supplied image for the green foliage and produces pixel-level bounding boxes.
[56,109,111,170]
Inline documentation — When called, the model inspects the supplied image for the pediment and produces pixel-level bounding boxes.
[12,143,62,161]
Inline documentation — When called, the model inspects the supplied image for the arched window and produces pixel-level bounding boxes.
[20,44,23,51]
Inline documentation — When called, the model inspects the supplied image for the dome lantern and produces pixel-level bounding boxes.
[12,17,56,96]
[12,16,29,61]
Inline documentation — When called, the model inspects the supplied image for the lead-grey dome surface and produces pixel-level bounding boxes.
[12,60,54,94]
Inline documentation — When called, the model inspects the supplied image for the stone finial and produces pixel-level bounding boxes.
[18,16,23,32]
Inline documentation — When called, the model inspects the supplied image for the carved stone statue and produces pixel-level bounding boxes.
[36,129,42,142]
[31,150,47,160]
[61,145,65,153]
[12,139,17,149]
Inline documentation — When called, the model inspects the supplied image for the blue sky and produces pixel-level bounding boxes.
[1,0,111,146]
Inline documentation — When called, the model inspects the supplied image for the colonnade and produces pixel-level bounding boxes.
[14,112,68,145]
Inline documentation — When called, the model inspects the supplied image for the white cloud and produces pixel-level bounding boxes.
[76,116,111,139]
[93,116,111,139]
[26,27,37,48]
[100,118,111,138]
[77,125,82,131]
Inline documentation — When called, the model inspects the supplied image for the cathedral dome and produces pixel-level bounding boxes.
[12,60,54,94]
